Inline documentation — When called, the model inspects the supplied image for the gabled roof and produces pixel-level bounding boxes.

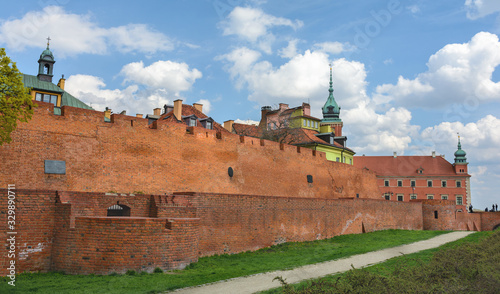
[23,74,93,110]
[158,104,230,134]
[232,123,261,137]
[292,128,354,152]
[354,156,469,177]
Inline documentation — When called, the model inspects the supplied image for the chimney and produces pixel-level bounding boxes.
[223,120,234,132]
[393,152,397,158]
[279,103,289,111]
[193,103,203,113]
[302,102,310,116]
[153,108,161,116]
[104,108,111,120]
[57,75,65,90]
[136,114,143,118]
[432,151,436,158]
[173,99,183,120]
[259,106,272,129]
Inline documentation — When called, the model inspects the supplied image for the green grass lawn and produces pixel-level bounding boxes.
[0,230,449,294]
[262,230,497,294]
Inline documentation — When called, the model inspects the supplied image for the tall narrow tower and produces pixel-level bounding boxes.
[320,64,343,137]
[453,135,468,174]
[37,37,55,82]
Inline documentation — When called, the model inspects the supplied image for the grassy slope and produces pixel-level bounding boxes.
[0,230,448,294]
[262,230,495,294]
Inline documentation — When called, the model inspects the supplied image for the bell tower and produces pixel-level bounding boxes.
[37,37,55,82]
[320,64,343,137]
[453,135,468,174]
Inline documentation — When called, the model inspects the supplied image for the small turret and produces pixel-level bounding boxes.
[37,37,55,82]
[453,135,468,174]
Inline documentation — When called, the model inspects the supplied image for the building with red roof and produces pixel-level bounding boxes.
[229,65,355,164]
[354,137,471,211]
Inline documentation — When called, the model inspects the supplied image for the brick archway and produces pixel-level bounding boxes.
[107,204,131,217]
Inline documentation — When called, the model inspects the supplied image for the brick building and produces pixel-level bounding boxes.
[354,138,471,211]
[229,65,355,164]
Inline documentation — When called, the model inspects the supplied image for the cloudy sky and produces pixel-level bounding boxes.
[1,0,499,209]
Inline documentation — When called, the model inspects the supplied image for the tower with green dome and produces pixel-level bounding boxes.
[453,135,468,174]
[37,37,55,82]
[320,64,344,138]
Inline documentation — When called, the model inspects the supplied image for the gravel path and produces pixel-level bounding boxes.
[169,231,474,294]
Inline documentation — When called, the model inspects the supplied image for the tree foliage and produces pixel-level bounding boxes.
[0,48,34,145]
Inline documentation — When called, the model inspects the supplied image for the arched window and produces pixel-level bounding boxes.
[107,204,131,217]
[44,64,50,75]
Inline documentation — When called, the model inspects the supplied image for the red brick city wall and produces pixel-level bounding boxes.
[183,192,424,257]
[417,199,457,231]
[0,103,380,200]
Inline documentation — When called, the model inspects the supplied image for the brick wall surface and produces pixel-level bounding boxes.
[0,103,379,199]
[183,192,423,256]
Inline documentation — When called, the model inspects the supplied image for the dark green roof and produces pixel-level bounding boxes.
[23,74,93,110]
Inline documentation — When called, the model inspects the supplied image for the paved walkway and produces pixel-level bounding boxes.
[170,231,473,294]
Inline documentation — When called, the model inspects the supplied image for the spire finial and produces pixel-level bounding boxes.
[46,36,51,49]
[329,63,333,93]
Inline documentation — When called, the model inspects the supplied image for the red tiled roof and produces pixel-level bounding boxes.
[232,123,261,137]
[157,104,230,134]
[293,128,353,152]
[354,156,468,177]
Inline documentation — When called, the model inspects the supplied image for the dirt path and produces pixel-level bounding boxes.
[169,231,474,294]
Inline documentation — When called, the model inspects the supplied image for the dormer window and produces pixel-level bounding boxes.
[199,117,214,130]
[189,118,197,127]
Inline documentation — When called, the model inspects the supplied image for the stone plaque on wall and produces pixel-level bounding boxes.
[44,160,66,174]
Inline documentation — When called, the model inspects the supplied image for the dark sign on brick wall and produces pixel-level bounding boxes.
[44,160,66,174]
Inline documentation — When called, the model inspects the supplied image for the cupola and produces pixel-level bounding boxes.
[37,37,56,82]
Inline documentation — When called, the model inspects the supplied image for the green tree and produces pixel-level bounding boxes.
[0,48,34,145]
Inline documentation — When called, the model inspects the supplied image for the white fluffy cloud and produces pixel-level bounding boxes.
[374,32,500,108]
[420,115,500,162]
[196,99,212,114]
[465,0,500,20]
[120,60,202,94]
[220,6,303,53]
[65,59,202,115]
[0,6,174,56]
[313,42,355,55]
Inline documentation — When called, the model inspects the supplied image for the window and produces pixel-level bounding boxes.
[397,180,402,187]
[268,123,272,130]
[336,157,340,162]
[384,193,390,200]
[205,121,212,130]
[315,122,318,128]
[427,180,433,187]
[441,195,448,200]
[397,194,403,201]
[456,196,463,205]
[189,118,197,127]
[35,92,57,105]
[434,211,438,219]
[411,180,416,187]
[442,180,447,187]
[349,158,352,164]
[384,180,389,187]
[107,204,131,217]
[456,181,462,188]
[303,120,306,127]
[410,194,417,200]
[427,195,434,200]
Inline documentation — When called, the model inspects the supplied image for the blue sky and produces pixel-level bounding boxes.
[1,0,499,209]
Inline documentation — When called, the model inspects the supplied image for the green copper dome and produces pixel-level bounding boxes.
[454,136,467,164]
[321,66,341,123]
[40,45,54,61]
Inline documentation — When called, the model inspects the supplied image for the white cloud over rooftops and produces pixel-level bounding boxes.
[0,6,174,56]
